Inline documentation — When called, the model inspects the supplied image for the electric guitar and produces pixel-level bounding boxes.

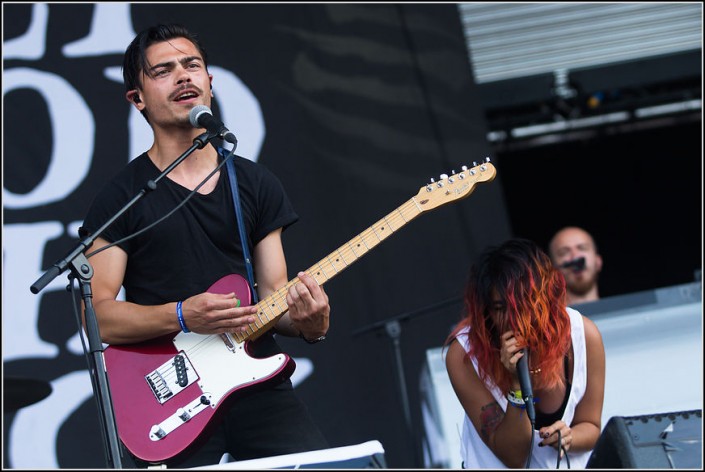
[103,160,497,463]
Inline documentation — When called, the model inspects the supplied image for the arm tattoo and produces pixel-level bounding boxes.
[480,401,504,443]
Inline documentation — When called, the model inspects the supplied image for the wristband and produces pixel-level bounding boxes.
[176,301,190,333]
[507,389,525,408]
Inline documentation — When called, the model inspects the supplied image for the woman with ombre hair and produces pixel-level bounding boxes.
[445,238,605,469]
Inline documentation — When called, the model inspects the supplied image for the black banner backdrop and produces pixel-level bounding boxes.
[2,3,511,468]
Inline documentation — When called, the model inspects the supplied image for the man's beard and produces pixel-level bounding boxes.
[568,274,598,295]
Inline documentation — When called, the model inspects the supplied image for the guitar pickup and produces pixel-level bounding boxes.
[145,352,198,404]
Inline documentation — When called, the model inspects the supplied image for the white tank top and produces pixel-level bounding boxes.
[455,307,592,469]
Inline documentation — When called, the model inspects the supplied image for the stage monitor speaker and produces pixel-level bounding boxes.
[586,410,702,469]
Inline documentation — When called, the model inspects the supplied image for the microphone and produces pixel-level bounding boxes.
[560,256,585,271]
[516,349,536,425]
[188,105,238,145]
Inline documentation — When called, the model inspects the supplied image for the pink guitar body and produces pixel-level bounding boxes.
[103,274,295,463]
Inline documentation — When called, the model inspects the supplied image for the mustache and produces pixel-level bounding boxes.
[169,85,203,101]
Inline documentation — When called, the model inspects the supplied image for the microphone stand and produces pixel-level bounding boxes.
[29,130,219,468]
[352,296,462,468]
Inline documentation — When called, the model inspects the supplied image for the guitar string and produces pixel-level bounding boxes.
[234,198,419,341]
[241,167,487,340]
[236,196,431,341]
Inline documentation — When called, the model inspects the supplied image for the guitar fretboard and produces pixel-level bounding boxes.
[231,160,495,342]
[232,197,424,342]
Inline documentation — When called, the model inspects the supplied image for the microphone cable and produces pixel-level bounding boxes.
[525,420,535,469]
[86,144,237,259]
[554,429,571,469]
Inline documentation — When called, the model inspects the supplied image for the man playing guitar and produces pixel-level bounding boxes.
[80,23,330,468]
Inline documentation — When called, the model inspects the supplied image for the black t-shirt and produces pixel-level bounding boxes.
[80,150,298,355]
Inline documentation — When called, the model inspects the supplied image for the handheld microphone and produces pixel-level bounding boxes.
[560,256,585,271]
[516,350,536,425]
[189,105,238,145]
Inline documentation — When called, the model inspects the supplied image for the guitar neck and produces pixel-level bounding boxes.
[232,160,496,342]
[233,196,424,342]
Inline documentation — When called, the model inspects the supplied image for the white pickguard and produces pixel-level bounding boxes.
[173,331,289,407]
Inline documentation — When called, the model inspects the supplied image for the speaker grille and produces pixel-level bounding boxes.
[587,410,702,469]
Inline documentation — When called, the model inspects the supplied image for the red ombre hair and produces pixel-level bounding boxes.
[447,238,572,393]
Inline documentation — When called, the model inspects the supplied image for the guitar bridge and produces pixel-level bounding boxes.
[145,352,198,404]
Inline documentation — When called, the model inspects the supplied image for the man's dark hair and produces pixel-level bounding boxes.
[122,23,209,95]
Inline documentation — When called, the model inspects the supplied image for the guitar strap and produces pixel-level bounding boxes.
[222,149,259,303]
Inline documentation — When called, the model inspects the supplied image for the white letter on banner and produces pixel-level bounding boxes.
[209,65,265,163]
[3,3,48,60]
[10,371,95,469]
[2,68,94,209]
[63,3,135,56]
[2,222,64,361]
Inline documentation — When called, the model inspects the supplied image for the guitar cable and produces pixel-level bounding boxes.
[86,144,237,259]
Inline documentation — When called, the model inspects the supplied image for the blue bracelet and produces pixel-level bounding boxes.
[176,301,189,333]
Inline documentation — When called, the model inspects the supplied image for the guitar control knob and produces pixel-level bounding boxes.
[177,407,191,422]
[150,425,166,440]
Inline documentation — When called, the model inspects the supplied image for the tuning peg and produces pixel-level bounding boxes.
[472,161,478,167]
[485,156,491,163]
[440,173,454,184]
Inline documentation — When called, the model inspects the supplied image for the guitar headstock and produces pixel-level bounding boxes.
[414,158,496,212]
